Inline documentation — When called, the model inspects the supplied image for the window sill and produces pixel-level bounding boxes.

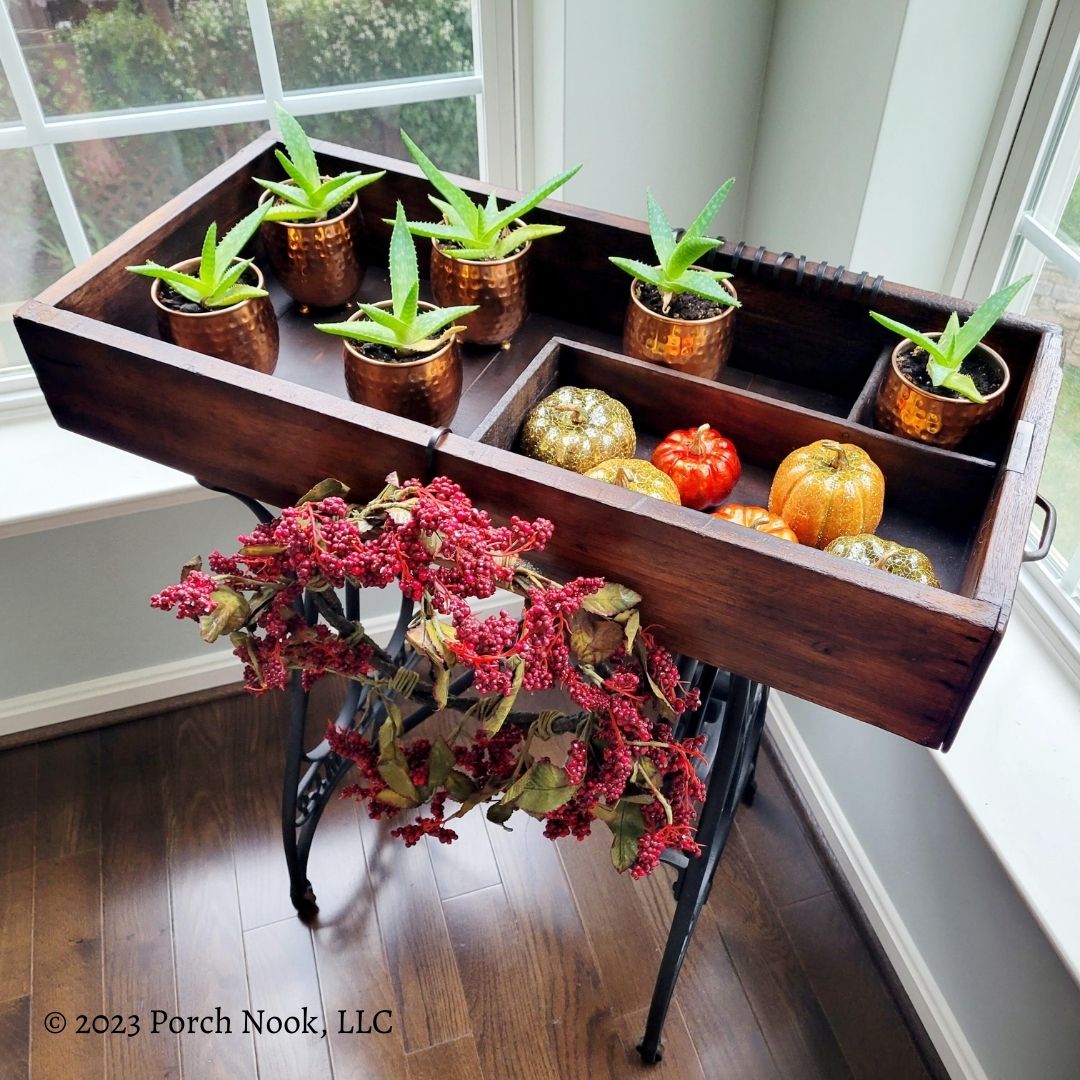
[930,595,1080,986]
[0,409,215,540]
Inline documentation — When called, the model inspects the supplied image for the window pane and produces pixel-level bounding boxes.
[1,311,31,372]
[1057,171,1080,252]
[269,0,474,92]
[1024,249,1080,562]
[9,0,260,116]
[0,148,73,308]
[0,66,17,121]
[58,123,264,251]
[302,98,479,179]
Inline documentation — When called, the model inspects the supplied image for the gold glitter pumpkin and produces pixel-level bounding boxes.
[824,534,940,588]
[520,386,636,473]
[585,458,681,504]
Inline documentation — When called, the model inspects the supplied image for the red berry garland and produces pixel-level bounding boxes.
[151,474,706,876]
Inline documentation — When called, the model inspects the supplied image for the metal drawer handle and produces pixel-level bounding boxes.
[1023,493,1057,562]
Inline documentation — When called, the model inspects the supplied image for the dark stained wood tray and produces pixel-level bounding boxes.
[15,132,1063,749]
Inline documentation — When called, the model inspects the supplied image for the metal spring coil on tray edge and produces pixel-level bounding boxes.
[670,227,886,301]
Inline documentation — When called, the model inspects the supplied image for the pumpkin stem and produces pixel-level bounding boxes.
[553,403,584,425]
[612,466,634,489]
[871,541,899,571]
[690,424,712,455]
[831,445,848,470]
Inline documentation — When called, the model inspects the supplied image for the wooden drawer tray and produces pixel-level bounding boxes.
[15,132,1063,749]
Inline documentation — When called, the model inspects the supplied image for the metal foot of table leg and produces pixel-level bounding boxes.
[635,1036,664,1064]
[741,774,758,807]
[291,881,318,922]
[637,674,768,1064]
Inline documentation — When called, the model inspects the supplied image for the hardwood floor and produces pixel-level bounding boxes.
[0,682,941,1080]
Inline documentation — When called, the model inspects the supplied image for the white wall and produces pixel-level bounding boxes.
[534,0,776,235]
[0,498,243,700]
[741,0,908,266]
[851,0,1031,289]
[772,672,1080,1080]
[0,491,408,733]
[740,0,1029,290]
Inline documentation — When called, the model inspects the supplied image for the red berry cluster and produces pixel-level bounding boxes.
[150,570,217,620]
[152,476,707,878]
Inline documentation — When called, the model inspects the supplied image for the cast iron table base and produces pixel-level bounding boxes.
[214,487,766,1065]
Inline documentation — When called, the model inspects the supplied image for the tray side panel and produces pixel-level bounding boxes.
[17,303,433,506]
[942,326,1064,749]
[443,437,997,748]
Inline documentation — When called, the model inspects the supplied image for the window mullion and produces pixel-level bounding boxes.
[31,144,91,263]
[245,0,286,115]
[0,6,91,264]
[0,4,48,134]
[1019,213,1080,281]
[473,0,517,187]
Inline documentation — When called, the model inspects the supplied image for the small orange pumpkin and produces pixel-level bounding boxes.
[768,439,884,549]
[712,504,798,542]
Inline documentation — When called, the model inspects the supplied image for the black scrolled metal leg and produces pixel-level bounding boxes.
[283,586,423,921]
[636,671,768,1064]
[202,482,424,922]
[284,666,318,919]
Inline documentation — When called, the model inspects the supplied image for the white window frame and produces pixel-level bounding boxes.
[946,0,1080,672]
[0,0,517,412]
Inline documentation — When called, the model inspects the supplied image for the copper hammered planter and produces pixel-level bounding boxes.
[150,257,279,373]
[430,238,530,346]
[340,303,462,427]
[258,187,363,309]
[874,335,1011,450]
[623,275,738,379]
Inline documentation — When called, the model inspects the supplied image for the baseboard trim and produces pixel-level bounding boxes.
[0,595,517,744]
[0,651,242,742]
[766,694,988,1080]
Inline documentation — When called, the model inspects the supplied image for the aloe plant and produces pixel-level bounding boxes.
[610,183,741,315]
[870,275,1031,403]
[315,202,477,355]
[398,129,581,260]
[256,104,385,222]
[127,203,271,308]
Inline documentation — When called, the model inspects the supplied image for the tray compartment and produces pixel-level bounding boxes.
[474,338,996,596]
[845,316,1047,467]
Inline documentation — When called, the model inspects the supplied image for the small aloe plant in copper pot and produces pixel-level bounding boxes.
[255,105,384,311]
[314,202,477,427]
[127,203,279,373]
[870,274,1030,449]
[398,130,581,347]
[611,182,740,380]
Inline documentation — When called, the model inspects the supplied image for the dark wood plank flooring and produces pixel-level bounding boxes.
[0,682,939,1080]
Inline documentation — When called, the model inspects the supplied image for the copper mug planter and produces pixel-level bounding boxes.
[150,257,278,374]
[874,334,1010,450]
[340,303,462,427]
[622,275,738,379]
[258,186,363,310]
[430,236,530,346]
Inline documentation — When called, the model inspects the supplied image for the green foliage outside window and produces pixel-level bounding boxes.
[22,0,477,258]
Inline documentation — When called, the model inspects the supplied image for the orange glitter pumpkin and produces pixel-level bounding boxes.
[712,504,798,542]
[768,440,884,549]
